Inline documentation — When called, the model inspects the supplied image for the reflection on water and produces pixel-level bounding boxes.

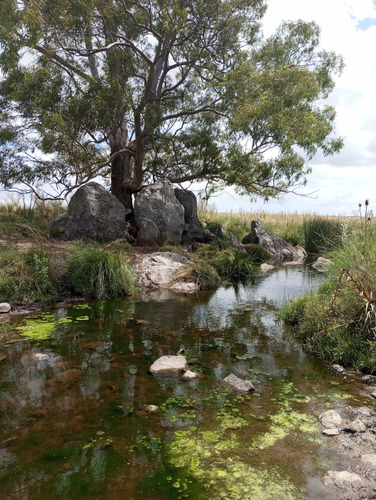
[0,266,373,499]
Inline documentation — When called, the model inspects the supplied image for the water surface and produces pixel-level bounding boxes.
[0,266,373,499]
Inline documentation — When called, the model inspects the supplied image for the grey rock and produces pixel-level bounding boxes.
[362,375,376,384]
[144,405,159,413]
[174,188,206,242]
[312,257,333,272]
[322,428,340,436]
[319,410,343,429]
[344,418,367,433]
[134,180,186,245]
[137,217,162,246]
[371,391,376,400]
[242,219,307,263]
[149,355,188,375]
[331,364,346,375]
[181,370,201,380]
[64,182,126,240]
[361,454,376,467]
[47,212,68,234]
[325,470,362,487]
[260,263,275,272]
[134,252,198,292]
[223,373,256,393]
[0,303,11,314]
[214,224,246,252]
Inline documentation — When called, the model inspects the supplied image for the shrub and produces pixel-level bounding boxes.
[65,245,136,299]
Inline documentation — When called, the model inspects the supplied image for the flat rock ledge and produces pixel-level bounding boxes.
[324,470,362,487]
[149,355,188,375]
[223,373,256,393]
[0,303,11,314]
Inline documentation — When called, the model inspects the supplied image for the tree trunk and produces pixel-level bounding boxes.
[110,151,134,211]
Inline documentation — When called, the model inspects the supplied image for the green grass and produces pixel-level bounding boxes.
[65,244,136,299]
[279,220,376,373]
[0,247,57,303]
[0,198,65,239]
[303,217,343,254]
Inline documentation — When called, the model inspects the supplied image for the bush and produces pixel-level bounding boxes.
[0,247,56,303]
[65,245,136,299]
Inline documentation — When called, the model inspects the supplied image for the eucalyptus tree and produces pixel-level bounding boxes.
[0,0,343,209]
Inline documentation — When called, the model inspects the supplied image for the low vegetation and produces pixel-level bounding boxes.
[279,204,376,373]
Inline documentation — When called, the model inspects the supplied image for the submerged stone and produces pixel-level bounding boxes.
[222,374,255,393]
[181,370,201,380]
[47,369,82,387]
[149,355,188,375]
[144,405,159,413]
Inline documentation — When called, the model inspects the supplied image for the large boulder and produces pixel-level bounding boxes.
[134,180,186,245]
[242,219,306,263]
[214,224,246,252]
[174,188,206,242]
[50,183,127,241]
[134,251,199,293]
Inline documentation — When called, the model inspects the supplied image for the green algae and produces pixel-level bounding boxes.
[168,428,302,500]
[76,315,89,321]
[216,409,248,431]
[57,317,73,323]
[16,314,57,340]
[82,431,113,451]
[250,409,319,450]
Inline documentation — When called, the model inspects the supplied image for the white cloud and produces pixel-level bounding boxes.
[213,0,376,215]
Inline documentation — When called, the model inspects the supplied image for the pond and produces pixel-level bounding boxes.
[0,265,374,499]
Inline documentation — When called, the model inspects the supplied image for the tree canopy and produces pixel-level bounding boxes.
[0,0,344,209]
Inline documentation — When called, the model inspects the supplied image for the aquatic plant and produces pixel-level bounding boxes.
[65,244,136,299]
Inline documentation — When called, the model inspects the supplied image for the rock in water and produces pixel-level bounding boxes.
[63,182,126,240]
[223,373,256,393]
[134,180,186,245]
[149,355,188,375]
[312,257,332,272]
[319,410,343,429]
[134,252,199,293]
[325,470,362,486]
[242,219,306,263]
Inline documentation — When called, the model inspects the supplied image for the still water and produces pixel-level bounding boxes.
[0,266,373,499]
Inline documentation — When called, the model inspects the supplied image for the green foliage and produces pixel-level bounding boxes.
[243,244,270,262]
[278,295,309,326]
[65,245,135,299]
[0,247,56,303]
[303,217,342,253]
[180,261,220,290]
[281,223,376,373]
[0,0,343,205]
[197,246,257,280]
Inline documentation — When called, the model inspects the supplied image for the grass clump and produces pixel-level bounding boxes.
[65,244,136,299]
[178,261,220,290]
[303,217,342,253]
[197,246,257,280]
[280,215,376,373]
[0,247,57,303]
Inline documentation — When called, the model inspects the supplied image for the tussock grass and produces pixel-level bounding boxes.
[0,197,65,239]
[65,243,136,299]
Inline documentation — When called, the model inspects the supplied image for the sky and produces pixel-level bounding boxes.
[207,0,376,215]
